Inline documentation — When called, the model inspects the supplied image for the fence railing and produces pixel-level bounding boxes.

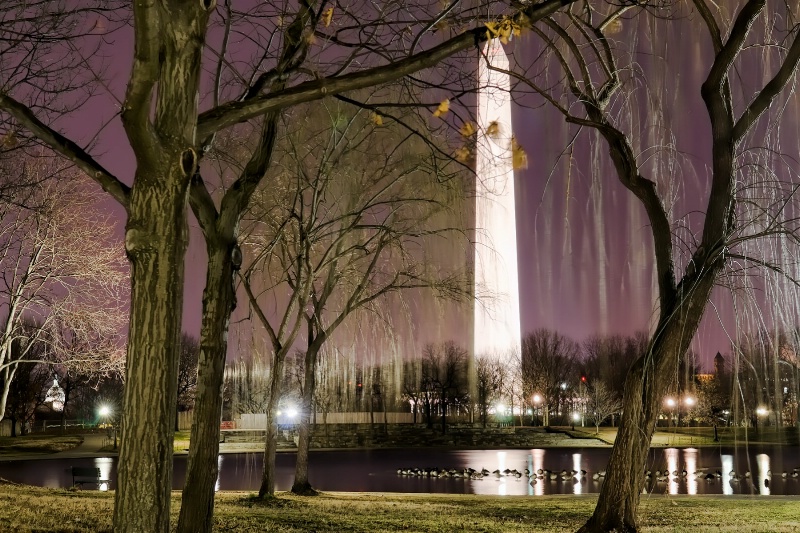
[236,412,415,429]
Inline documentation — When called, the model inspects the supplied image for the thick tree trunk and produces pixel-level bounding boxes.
[578,275,716,533]
[177,244,236,533]
[113,179,188,533]
[259,354,286,498]
[292,347,318,495]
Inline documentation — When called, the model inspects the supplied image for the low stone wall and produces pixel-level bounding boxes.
[220,424,599,449]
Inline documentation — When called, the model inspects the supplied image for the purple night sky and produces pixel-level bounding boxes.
[64,11,764,370]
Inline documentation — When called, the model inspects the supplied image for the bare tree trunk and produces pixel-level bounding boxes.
[383,393,388,433]
[323,411,329,446]
[0,366,14,424]
[259,354,286,498]
[773,334,782,428]
[292,347,317,495]
[177,244,236,533]
[113,180,188,533]
[579,276,715,533]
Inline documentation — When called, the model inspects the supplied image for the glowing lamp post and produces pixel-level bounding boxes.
[99,406,117,450]
[664,397,676,428]
[572,412,580,431]
[756,406,769,431]
[99,406,110,425]
[532,394,542,426]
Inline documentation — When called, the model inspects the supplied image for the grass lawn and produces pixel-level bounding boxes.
[1,482,799,533]
[0,434,83,455]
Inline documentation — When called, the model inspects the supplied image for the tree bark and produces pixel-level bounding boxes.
[259,353,286,498]
[113,177,188,533]
[0,365,15,424]
[291,347,318,495]
[578,274,717,533]
[177,243,236,533]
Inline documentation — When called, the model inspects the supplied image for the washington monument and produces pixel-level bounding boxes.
[473,39,522,359]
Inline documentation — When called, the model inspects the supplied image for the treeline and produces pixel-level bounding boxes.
[222,326,800,434]
[222,329,651,433]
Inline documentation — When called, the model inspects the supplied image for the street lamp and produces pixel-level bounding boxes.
[98,406,116,450]
[572,412,580,431]
[756,406,768,431]
[664,397,676,428]
[532,394,542,426]
[99,406,110,426]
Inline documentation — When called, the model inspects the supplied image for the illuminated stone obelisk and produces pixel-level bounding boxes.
[473,39,522,359]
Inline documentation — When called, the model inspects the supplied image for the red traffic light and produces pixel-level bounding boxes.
[581,376,586,382]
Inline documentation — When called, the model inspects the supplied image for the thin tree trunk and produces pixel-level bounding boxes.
[113,180,188,533]
[383,392,388,433]
[177,244,236,533]
[292,347,317,495]
[259,353,286,498]
[0,366,16,424]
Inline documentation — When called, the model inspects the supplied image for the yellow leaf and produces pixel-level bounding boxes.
[455,146,470,162]
[322,7,334,27]
[486,121,501,138]
[432,99,450,118]
[304,29,316,45]
[459,122,476,137]
[605,18,623,34]
[511,137,528,170]
[372,113,383,126]
[1,131,17,148]
[485,21,500,38]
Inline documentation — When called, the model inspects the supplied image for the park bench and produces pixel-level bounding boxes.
[71,466,109,489]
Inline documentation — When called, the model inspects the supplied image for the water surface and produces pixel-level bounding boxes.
[3,446,799,496]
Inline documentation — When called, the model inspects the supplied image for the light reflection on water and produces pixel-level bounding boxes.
[531,448,544,496]
[572,453,582,495]
[94,457,113,492]
[722,454,734,495]
[2,446,799,496]
[666,447,679,495]
[756,454,770,495]
[685,448,697,495]
[496,451,507,496]
[215,454,223,492]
